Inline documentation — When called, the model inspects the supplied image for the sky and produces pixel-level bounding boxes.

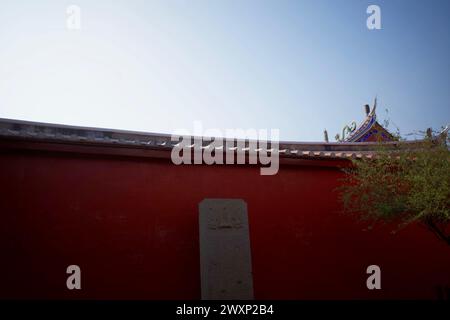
[0,0,449,141]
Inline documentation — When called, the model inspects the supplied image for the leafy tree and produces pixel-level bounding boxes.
[339,131,450,245]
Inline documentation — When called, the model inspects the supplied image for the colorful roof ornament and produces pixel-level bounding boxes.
[338,98,395,142]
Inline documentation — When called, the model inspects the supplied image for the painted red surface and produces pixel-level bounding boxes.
[0,140,449,299]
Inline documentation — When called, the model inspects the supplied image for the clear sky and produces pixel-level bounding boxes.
[0,0,449,141]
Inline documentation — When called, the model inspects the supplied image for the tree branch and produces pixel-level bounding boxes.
[424,218,450,245]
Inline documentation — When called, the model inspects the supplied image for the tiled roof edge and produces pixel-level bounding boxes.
[0,118,426,158]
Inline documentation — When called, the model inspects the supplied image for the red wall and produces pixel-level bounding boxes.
[0,144,449,299]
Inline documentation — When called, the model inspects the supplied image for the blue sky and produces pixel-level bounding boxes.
[0,0,449,141]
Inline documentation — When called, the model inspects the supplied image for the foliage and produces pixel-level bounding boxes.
[339,134,450,245]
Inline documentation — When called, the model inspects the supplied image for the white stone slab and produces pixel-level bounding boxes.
[199,199,254,300]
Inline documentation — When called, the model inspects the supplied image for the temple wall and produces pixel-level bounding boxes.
[0,143,449,299]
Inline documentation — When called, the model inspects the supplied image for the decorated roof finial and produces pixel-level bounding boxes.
[324,129,329,143]
[336,121,357,142]
[336,97,395,143]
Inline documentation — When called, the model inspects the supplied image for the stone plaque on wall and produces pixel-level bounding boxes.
[199,199,254,300]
